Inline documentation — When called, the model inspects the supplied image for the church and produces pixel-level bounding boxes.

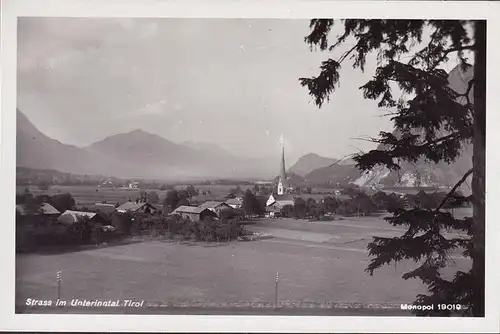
[266,141,295,216]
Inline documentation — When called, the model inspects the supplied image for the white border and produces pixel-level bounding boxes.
[1,0,499,332]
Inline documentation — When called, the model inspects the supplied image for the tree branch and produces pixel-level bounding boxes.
[459,78,475,109]
[339,42,361,64]
[431,44,475,70]
[435,168,473,212]
[459,78,475,97]
[327,153,357,168]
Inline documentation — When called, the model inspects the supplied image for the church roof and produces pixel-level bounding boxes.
[267,193,295,207]
[275,200,295,206]
[273,194,295,201]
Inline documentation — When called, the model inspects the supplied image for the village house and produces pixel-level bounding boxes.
[16,202,60,217]
[116,201,159,215]
[128,181,140,189]
[57,210,107,225]
[199,201,232,216]
[94,202,117,217]
[57,210,115,244]
[266,194,295,218]
[98,180,115,188]
[266,194,295,207]
[224,197,242,209]
[171,206,218,222]
[16,202,61,225]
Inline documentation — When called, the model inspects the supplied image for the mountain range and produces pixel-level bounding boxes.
[16,65,473,188]
[16,106,472,188]
[288,153,354,177]
[286,64,474,191]
[16,110,278,181]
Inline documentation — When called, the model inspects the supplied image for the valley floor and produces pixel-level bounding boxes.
[16,214,471,316]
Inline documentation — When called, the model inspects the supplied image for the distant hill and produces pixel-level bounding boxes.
[272,172,306,188]
[182,141,234,158]
[288,153,353,176]
[84,129,202,178]
[16,65,472,186]
[16,166,125,187]
[359,64,473,190]
[16,110,277,181]
[303,65,474,191]
[16,109,122,176]
[304,164,362,186]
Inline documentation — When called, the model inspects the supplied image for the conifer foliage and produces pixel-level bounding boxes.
[300,20,485,316]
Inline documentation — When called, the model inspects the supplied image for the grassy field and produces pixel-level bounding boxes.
[16,214,471,315]
[16,184,255,207]
[17,185,152,206]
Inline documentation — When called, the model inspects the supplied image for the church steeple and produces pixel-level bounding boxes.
[277,136,287,195]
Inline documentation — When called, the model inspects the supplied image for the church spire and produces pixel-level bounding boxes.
[280,145,286,182]
[277,135,287,195]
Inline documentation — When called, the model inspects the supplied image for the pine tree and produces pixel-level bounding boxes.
[300,19,485,316]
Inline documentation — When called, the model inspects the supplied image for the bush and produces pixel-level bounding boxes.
[66,216,92,245]
[161,215,245,242]
[280,204,294,218]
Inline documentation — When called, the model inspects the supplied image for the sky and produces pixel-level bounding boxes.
[17,18,456,163]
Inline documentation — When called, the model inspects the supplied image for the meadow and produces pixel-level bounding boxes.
[16,214,471,315]
[16,184,255,207]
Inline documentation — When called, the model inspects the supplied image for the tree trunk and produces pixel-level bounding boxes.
[471,20,486,317]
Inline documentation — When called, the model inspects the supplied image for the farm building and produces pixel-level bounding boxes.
[95,203,117,216]
[266,194,295,207]
[199,201,232,216]
[57,210,107,225]
[116,201,159,214]
[16,202,61,225]
[224,198,242,209]
[266,201,295,217]
[151,204,165,214]
[171,206,218,222]
[266,194,295,218]
[128,182,140,189]
[16,202,60,217]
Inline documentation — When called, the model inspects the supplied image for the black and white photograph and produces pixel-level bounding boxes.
[1,0,500,332]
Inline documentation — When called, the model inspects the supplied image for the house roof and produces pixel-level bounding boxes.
[199,201,230,209]
[151,204,164,211]
[267,193,295,207]
[57,210,97,224]
[275,200,295,206]
[116,202,153,212]
[172,206,206,214]
[95,203,117,214]
[225,198,242,205]
[272,194,295,201]
[16,202,60,216]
